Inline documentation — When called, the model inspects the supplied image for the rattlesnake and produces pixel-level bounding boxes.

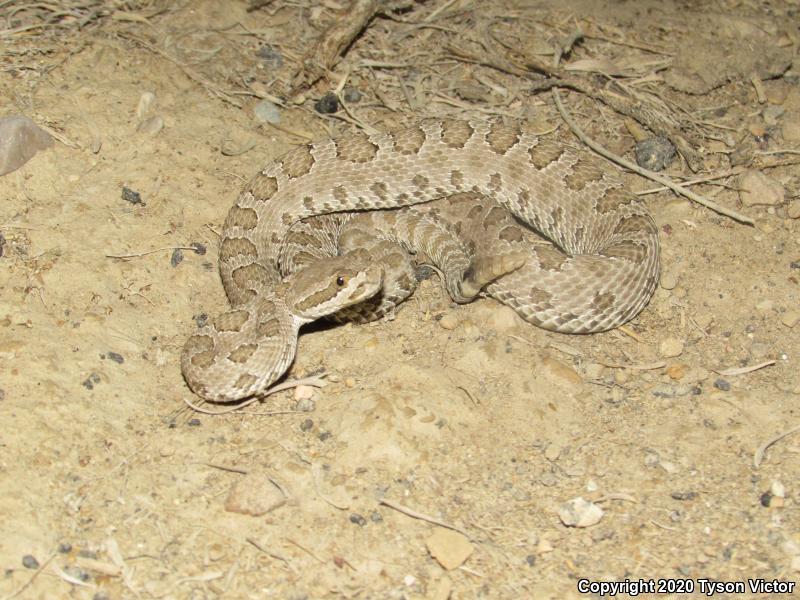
[182,119,660,402]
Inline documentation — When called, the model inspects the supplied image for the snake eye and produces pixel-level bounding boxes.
[336,276,346,286]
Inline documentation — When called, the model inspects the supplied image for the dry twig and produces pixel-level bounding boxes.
[379,498,473,539]
[551,89,754,225]
[292,0,380,93]
[754,424,800,468]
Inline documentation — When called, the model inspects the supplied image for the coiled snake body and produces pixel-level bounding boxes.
[182,119,660,401]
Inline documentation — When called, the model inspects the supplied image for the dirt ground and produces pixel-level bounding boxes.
[1,0,799,598]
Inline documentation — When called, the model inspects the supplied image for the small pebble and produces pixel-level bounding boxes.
[188,418,201,427]
[713,378,731,391]
[136,115,163,135]
[190,242,207,255]
[659,337,684,358]
[665,363,687,380]
[781,311,799,328]
[660,272,678,290]
[299,418,313,432]
[456,83,490,103]
[22,554,39,569]
[225,470,286,516]
[787,200,800,219]
[644,451,660,467]
[634,136,675,171]
[541,357,583,386]
[121,186,144,206]
[107,352,124,364]
[738,170,784,206]
[584,362,605,379]
[756,299,774,311]
[426,528,474,570]
[671,491,697,501]
[293,384,314,401]
[295,396,315,412]
[62,565,90,582]
[171,249,183,267]
[370,511,383,523]
[136,91,156,120]
[342,87,362,103]
[558,497,603,528]
[0,115,53,176]
[781,114,800,142]
[544,444,561,462]
[438,312,461,330]
[660,460,679,474]
[314,93,339,114]
[82,372,101,390]
[349,513,367,526]
[256,45,283,69]
[771,480,786,498]
[253,99,281,124]
[58,542,72,554]
[763,105,785,126]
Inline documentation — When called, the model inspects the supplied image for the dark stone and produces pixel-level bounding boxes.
[634,137,676,171]
[121,186,144,205]
[349,513,367,526]
[314,93,339,114]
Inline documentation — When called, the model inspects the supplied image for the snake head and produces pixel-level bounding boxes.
[286,253,384,322]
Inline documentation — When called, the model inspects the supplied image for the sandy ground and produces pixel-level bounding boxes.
[1,0,799,598]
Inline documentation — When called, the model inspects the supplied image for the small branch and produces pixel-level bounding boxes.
[754,424,800,468]
[2,552,57,600]
[292,0,380,93]
[106,246,202,260]
[714,360,776,377]
[551,89,754,225]
[635,167,746,196]
[379,498,473,540]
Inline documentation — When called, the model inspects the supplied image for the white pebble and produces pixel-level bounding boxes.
[771,480,786,498]
[557,497,604,528]
[781,113,800,142]
[659,337,684,358]
[781,311,799,328]
[136,91,156,120]
[756,299,774,312]
[738,170,784,206]
[438,312,460,330]
[253,99,282,124]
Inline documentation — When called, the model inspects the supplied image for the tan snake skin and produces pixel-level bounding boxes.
[182,119,660,401]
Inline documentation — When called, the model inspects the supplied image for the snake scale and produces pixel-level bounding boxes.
[182,118,660,402]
